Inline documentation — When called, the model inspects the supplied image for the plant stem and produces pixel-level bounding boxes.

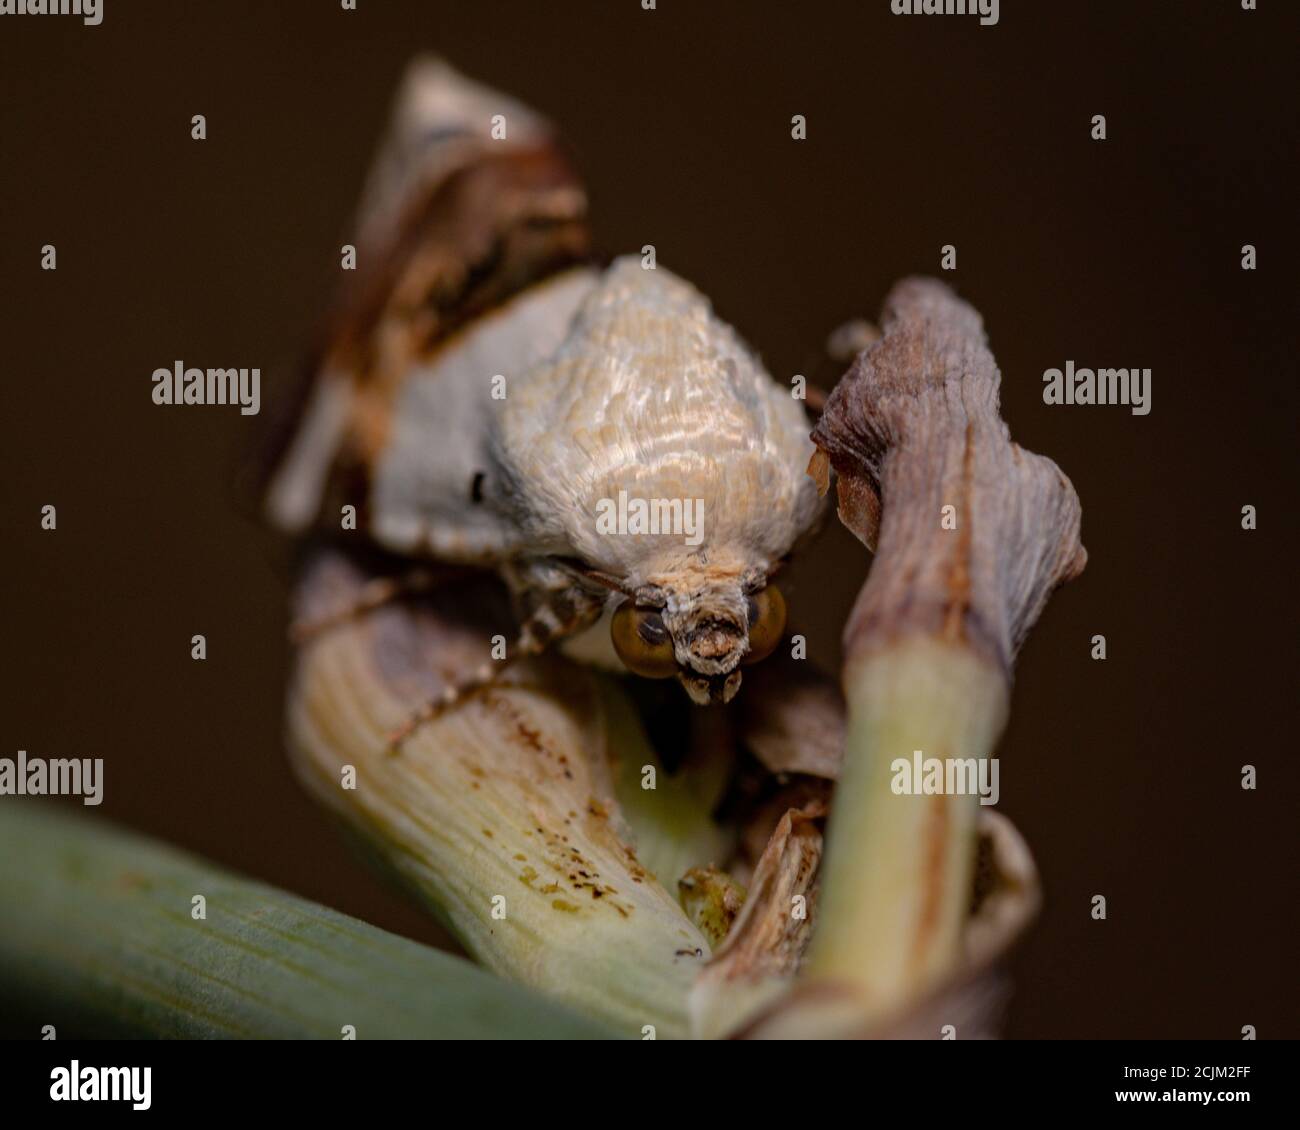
[804,278,1085,1023]
[808,639,1007,1012]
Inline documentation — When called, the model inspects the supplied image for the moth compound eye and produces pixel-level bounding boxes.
[610,601,677,679]
[743,585,786,665]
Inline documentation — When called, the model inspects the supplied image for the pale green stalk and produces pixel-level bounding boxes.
[803,278,1086,1026]
[808,639,1007,1011]
[0,804,616,1039]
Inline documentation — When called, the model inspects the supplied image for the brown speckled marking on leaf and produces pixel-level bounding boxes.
[524,809,636,920]
[479,690,549,757]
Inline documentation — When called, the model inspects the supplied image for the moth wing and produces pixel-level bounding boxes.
[264,56,594,563]
[365,269,597,561]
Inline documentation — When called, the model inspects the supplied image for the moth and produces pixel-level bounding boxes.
[265,59,823,738]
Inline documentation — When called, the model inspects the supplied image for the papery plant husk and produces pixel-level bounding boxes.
[286,551,1042,1039]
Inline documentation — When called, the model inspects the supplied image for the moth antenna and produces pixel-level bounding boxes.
[550,557,634,596]
[802,384,829,415]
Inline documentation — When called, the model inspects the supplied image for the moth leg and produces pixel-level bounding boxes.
[800,318,882,417]
[385,572,605,752]
[290,564,474,643]
[802,385,828,414]
[824,317,880,365]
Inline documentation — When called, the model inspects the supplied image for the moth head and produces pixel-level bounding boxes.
[609,572,786,704]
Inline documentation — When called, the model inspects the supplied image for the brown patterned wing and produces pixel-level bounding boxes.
[265,57,595,562]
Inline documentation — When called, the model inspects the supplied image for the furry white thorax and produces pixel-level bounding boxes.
[497,258,821,586]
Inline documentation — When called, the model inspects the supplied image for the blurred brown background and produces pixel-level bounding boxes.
[1,0,1295,1039]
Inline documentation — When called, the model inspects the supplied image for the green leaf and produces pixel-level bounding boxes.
[0,804,619,1040]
